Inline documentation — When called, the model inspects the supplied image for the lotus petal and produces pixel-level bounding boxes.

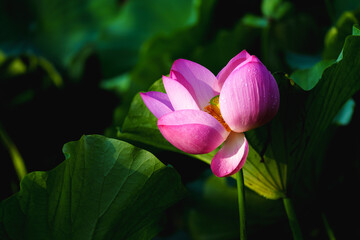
[211,132,249,177]
[140,91,174,119]
[157,109,230,154]
[219,56,280,132]
[171,59,219,108]
[163,75,200,110]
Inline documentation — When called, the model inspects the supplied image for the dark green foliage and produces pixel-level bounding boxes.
[0,135,185,240]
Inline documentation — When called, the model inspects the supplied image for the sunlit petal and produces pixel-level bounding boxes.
[211,132,249,177]
[220,56,280,132]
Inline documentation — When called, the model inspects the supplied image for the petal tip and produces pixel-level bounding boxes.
[140,91,174,119]
[240,49,251,58]
[139,92,147,98]
[162,75,171,81]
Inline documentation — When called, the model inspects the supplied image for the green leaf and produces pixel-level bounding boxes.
[290,59,335,91]
[353,23,360,35]
[243,146,287,199]
[336,24,360,62]
[0,135,185,240]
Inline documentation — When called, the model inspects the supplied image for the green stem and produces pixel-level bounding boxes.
[283,197,303,240]
[0,122,27,181]
[322,213,336,240]
[236,169,247,240]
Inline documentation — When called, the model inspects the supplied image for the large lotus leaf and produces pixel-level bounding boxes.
[0,135,185,240]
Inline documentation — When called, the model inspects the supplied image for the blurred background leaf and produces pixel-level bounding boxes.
[0,0,201,80]
[323,10,360,59]
[0,52,62,107]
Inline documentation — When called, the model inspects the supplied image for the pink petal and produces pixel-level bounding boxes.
[217,50,251,89]
[162,75,200,110]
[219,56,280,132]
[140,91,174,119]
[157,109,230,154]
[171,59,218,109]
[211,132,249,177]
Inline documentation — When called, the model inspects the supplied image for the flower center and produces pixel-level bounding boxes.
[204,95,231,132]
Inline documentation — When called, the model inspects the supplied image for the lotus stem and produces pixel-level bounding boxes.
[283,197,303,240]
[236,168,247,239]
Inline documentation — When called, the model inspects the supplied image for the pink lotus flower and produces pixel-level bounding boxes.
[140,50,280,177]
